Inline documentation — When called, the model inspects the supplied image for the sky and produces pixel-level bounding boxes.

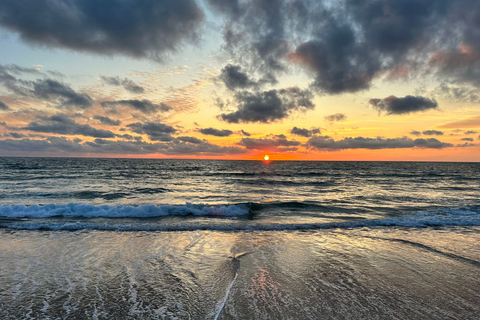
[0,0,479,161]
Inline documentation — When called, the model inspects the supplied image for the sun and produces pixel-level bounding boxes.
[264,155,270,161]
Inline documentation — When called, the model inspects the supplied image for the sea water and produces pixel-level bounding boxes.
[0,158,479,319]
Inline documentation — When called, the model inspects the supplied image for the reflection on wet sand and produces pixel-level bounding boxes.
[0,228,478,319]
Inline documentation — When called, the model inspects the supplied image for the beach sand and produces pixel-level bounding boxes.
[0,227,478,319]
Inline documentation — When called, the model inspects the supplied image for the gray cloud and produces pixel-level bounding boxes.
[410,130,422,136]
[101,100,171,114]
[100,76,144,94]
[30,79,94,109]
[0,67,93,109]
[94,115,121,126]
[290,127,320,137]
[307,136,453,151]
[465,130,478,135]
[220,87,314,123]
[208,0,480,94]
[369,95,438,115]
[200,127,233,137]
[0,101,9,110]
[238,134,300,151]
[24,114,115,138]
[126,122,176,141]
[324,113,346,123]
[0,136,247,156]
[176,136,204,144]
[240,130,251,136]
[461,137,474,142]
[422,130,444,136]
[219,64,276,91]
[0,0,204,60]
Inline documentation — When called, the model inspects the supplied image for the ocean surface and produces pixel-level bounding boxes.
[0,158,479,319]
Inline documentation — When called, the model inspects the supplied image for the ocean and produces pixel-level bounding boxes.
[0,158,479,319]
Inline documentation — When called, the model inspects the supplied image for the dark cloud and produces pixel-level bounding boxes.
[5,132,27,138]
[24,114,115,138]
[465,130,478,135]
[177,136,204,144]
[240,130,251,136]
[422,130,444,136]
[410,130,422,136]
[126,122,176,141]
[30,79,93,109]
[0,0,204,59]
[461,137,474,142]
[238,134,300,151]
[101,100,171,114]
[207,0,480,94]
[437,116,480,129]
[369,95,438,115]
[290,127,320,137]
[324,113,346,123]
[307,136,453,151]
[0,67,93,109]
[0,136,247,156]
[94,115,121,126]
[0,100,9,110]
[200,127,233,137]
[219,65,256,90]
[219,64,276,91]
[220,87,314,123]
[100,76,144,94]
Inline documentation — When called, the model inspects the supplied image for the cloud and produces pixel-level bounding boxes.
[199,127,233,137]
[176,136,204,144]
[465,130,478,135]
[240,130,251,136]
[369,95,438,115]
[0,101,9,110]
[422,130,444,136]
[461,137,474,142]
[219,64,256,90]
[0,68,93,109]
[100,76,145,94]
[290,127,320,137]
[101,100,171,114]
[238,134,300,151]
[410,130,422,136]
[437,116,480,129]
[324,113,346,123]
[0,0,204,60]
[30,79,93,109]
[94,115,121,126]
[208,0,480,94]
[219,64,276,91]
[0,136,247,156]
[220,87,314,123]
[307,136,453,151]
[24,114,115,138]
[126,122,176,141]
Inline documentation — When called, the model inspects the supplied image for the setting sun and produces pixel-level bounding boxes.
[264,155,270,161]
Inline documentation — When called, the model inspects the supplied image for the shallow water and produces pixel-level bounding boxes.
[0,158,479,319]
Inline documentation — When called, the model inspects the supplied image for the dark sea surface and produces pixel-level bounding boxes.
[0,158,479,319]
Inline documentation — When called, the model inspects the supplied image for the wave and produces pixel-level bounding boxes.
[0,203,479,231]
[0,203,250,219]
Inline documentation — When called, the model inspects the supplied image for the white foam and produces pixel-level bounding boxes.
[0,203,250,219]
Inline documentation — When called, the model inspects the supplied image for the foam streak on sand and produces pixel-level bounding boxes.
[214,272,238,320]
